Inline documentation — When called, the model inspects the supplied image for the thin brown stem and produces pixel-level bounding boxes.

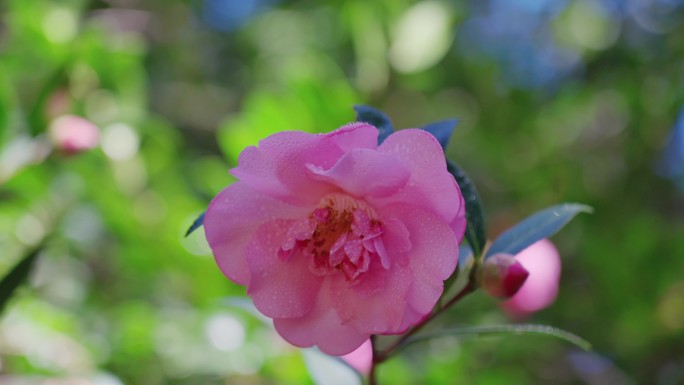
[369,335,379,385]
[375,281,475,363]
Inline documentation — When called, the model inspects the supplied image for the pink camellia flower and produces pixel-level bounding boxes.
[501,239,561,319]
[205,123,466,355]
[48,115,100,154]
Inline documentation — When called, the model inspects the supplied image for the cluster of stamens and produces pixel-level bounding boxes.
[278,194,387,282]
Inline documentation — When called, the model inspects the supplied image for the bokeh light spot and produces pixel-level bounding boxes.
[43,8,78,44]
[16,214,45,246]
[389,1,453,74]
[205,313,246,352]
[102,123,140,161]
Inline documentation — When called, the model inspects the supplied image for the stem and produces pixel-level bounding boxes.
[369,335,379,385]
[375,281,475,363]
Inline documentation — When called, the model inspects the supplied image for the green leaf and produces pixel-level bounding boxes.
[421,119,459,150]
[185,212,205,237]
[398,324,591,353]
[0,246,42,315]
[302,348,363,385]
[447,160,486,257]
[485,203,593,258]
[353,105,393,143]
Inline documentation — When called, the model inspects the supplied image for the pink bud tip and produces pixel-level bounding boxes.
[48,115,100,154]
[481,253,530,298]
[501,260,530,297]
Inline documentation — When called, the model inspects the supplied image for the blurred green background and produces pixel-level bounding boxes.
[1,0,683,384]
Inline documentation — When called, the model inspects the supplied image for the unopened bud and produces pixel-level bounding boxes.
[481,253,530,298]
[48,115,100,155]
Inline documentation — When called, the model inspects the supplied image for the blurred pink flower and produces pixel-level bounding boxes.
[341,339,373,374]
[205,123,466,355]
[48,115,100,154]
[501,239,561,319]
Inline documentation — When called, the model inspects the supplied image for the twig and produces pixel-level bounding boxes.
[369,335,378,385]
[375,281,475,363]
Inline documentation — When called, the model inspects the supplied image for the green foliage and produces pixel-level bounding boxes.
[0,246,42,315]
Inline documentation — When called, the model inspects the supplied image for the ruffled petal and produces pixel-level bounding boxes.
[330,259,413,334]
[205,183,310,285]
[382,203,459,321]
[246,219,323,318]
[274,278,370,356]
[325,122,379,152]
[376,129,464,241]
[231,123,379,205]
[307,148,411,198]
[381,217,412,266]
[451,191,467,242]
[397,305,427,333]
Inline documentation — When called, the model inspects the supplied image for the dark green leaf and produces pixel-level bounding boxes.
[447,160,486,257]
[353,105,393,143]
[398,324,591,354]
[0,246,42,315]
[421,119,459,150]
[185,212,205,237]
[486,203,593,258]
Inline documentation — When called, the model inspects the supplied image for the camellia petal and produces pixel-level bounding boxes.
[231,123,378,205]
[331,258,412,334]
[384,203,460,316]
[325,122,379,152]
[274,279,370,356]
[307,148,411,198]
[246,219,323,318]
[205,183,310,285]
[451,192,467,240]
[377,129,465,239]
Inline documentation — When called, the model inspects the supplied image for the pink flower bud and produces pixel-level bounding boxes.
[481,253,530,298]
[501,239,562,319]
[48,115,100,154]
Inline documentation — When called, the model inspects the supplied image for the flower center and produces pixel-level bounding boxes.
[278,194,389,282]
